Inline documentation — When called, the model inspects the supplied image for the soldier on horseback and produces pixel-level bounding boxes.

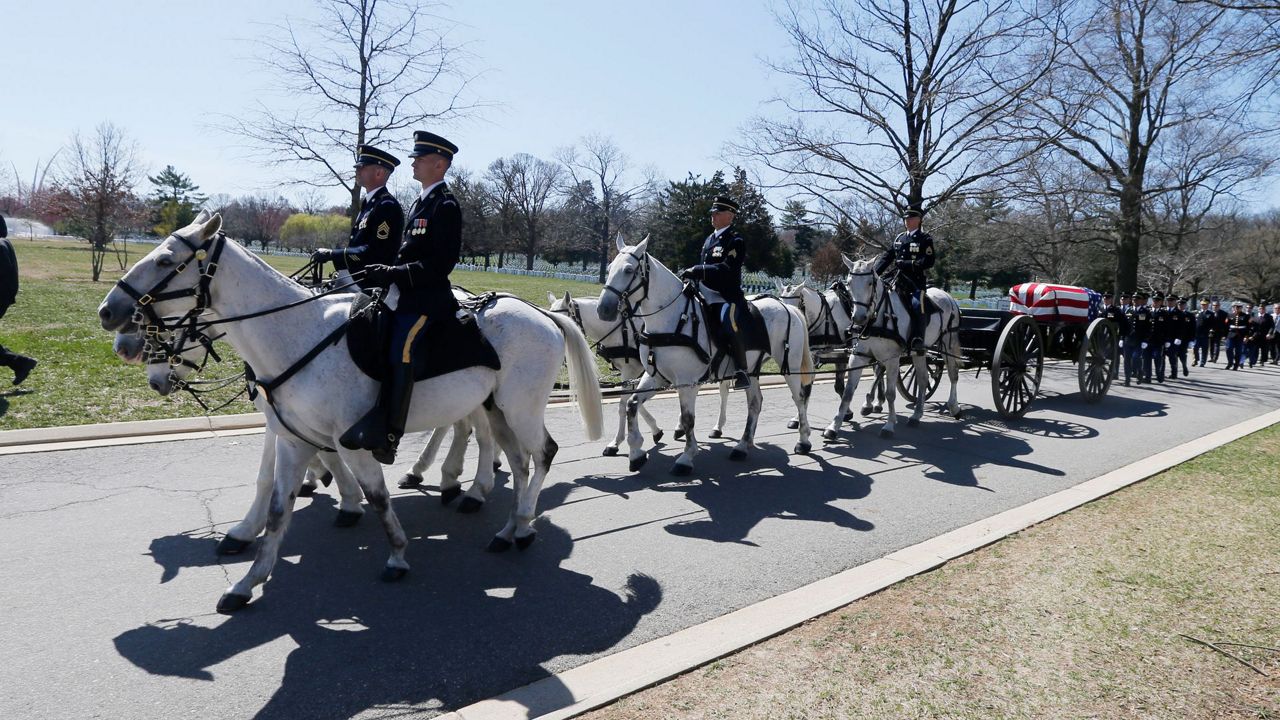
[680,195,751,388]
[874,207,935,353]
[341,131,463,464]
[311,144,405,293]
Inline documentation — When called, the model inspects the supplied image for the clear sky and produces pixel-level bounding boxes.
[2,0,796,206]
[4,0,1277,213]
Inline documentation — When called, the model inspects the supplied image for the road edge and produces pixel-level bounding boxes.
[439,407,1280,720]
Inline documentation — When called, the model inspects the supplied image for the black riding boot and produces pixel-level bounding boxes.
[340,364,415,465]
[728,330,751,388]
[906,302,925,354]
[0,347,36,386]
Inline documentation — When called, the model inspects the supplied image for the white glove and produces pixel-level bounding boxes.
[1118,339,1124,348]
[1189,340,1196,348]
[1141,342,1149,349]
[1174,339,1181,346]
[1164,342,1170,349]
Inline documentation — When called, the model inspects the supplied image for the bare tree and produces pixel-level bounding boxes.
[485,154,563,270]
[229,0,482,214]
[739,0,1058,222]
[1023,0,1270,294]
[55,123,143,281]
[557,135,653,282]
[220,195,295,250]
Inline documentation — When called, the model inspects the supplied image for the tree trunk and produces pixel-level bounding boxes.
[1115,184,1142,294]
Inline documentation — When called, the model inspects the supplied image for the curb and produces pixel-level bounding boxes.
[0,374,831,455]
[438,407,1280,720]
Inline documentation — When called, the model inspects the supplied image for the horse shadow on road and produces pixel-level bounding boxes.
[119,490,662,720]
[567,442,875,546]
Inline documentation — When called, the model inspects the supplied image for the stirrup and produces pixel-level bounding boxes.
[732,370,751,389]
[910,337,925,354]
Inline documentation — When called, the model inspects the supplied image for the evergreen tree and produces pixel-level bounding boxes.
[147,165,206,236]
[781,200,818,259]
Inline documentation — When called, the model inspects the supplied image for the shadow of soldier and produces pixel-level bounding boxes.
[569,444,875,546]
[116,491,662,720]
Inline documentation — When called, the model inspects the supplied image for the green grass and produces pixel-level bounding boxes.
[0,238,603,430]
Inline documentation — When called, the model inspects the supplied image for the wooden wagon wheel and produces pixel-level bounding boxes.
[991,314,1043,418]
[1078,317,1117,403]
[896,351,944,406]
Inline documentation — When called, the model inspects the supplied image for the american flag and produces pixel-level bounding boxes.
[1009,283,1100,324]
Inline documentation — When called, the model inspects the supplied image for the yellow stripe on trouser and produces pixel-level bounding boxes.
[401,315,427,364]
[729,304,738,332]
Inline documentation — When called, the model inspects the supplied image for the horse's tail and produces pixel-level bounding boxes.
[544,310,605,441]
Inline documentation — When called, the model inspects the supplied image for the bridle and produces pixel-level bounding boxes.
[600,249,652,314]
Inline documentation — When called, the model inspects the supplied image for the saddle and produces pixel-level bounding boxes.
[703,298,771,354]
[346,293,501,382]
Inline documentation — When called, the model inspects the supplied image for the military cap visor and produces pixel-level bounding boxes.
[353,144,400,171]
[709,196,739,213]
[1101,291,1113,298]
[408,130,458,159]
[902,208,924,219]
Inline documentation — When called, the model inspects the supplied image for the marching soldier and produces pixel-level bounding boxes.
[681,195,751,388]
[1173,297,1193,376]
[873,207,936,354]
[341,130,463,464]
[1124,291,1152,386]
[1101,291,1129,336]
[1194,299,1214,367]
[0,214,38,385]
[1247,302,1271,368]
[1225,302,1249,370]
[1149,293,1168,382]
[1208,299,1228,363]
[1271,302,1280,364]
[311,144,405,293]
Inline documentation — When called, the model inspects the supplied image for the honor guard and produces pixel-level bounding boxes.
[341,131,463,464]
[1225,302,1249,370]
[1123,291,1152,386]
[1209,299,1228,363]
[1149,293,1170,382]
[1101,291,1129,337]
[312,144,405,292]
[680,195,751,388]
[873,207,936,353]
[0,214,38,385]
[1193,299,1214,367]
[1171,297,1192,376]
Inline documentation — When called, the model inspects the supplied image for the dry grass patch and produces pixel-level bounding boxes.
[583,427,1280,719]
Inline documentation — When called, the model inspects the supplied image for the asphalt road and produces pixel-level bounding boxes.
[3,358,1279,720]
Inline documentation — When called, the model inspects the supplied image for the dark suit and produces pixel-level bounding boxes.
[334,186,403,291]
[385,182,462,367]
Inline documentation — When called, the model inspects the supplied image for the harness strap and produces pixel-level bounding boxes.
[247,320,353,452]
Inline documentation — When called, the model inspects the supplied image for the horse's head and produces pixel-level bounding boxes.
[779,283,817,325]
[98,212,223,332]
[547,290,573,314]
[842,254,879,328]
[597,234,649,322]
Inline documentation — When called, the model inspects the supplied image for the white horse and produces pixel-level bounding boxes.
[824,255,962,441]
[595,236,813,475]
[547,291,665,454]
[98,214,603,613]
[111,284,501,557]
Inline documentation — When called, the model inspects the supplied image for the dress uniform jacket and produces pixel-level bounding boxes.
[1195,309,1216,340]
[687,225,746,304]
[1125,305,1152,344]
[386,182,462,319]
[1226,312,1250,339]
[874,229,936,291]
[0,237,17,319]
[1150,307,1170,346]
[1103,304,1130,336]
[334,186,404,284]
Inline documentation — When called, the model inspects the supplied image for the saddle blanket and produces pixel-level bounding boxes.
[1009,283,1100,324]
[347,293,501,383]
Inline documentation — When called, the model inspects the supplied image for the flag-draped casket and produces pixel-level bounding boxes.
[1008,283,1102,324]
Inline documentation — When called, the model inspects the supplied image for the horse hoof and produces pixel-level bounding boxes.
[823,428,838,442]
[216,535,252,556]
[216,592,251,614]
[380,565,408,583]
[457,497,484,514]
[629,456,648,472]
[787,419,799,430]
[319,471,333,487]
[709,429,723,439]
[879,428,894,439]
[296,484,316,498]
[671,462,693,476]
[794,442,812,455]
[728,448,748,461]
[440,485,462,506]
[652,429,664,443]
[874,404,883,413]
[333,510,362,528]
[487,536,513,553]
[515,532,537,550]
[397,473,424,489]
[859,407,872,417]
[674,429,686,441]
[906,417,920,428]
[602,445,619,457]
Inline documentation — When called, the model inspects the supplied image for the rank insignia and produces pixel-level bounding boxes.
[376,221,390,239]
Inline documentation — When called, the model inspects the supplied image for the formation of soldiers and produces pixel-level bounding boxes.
[1104,292,1280,387]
